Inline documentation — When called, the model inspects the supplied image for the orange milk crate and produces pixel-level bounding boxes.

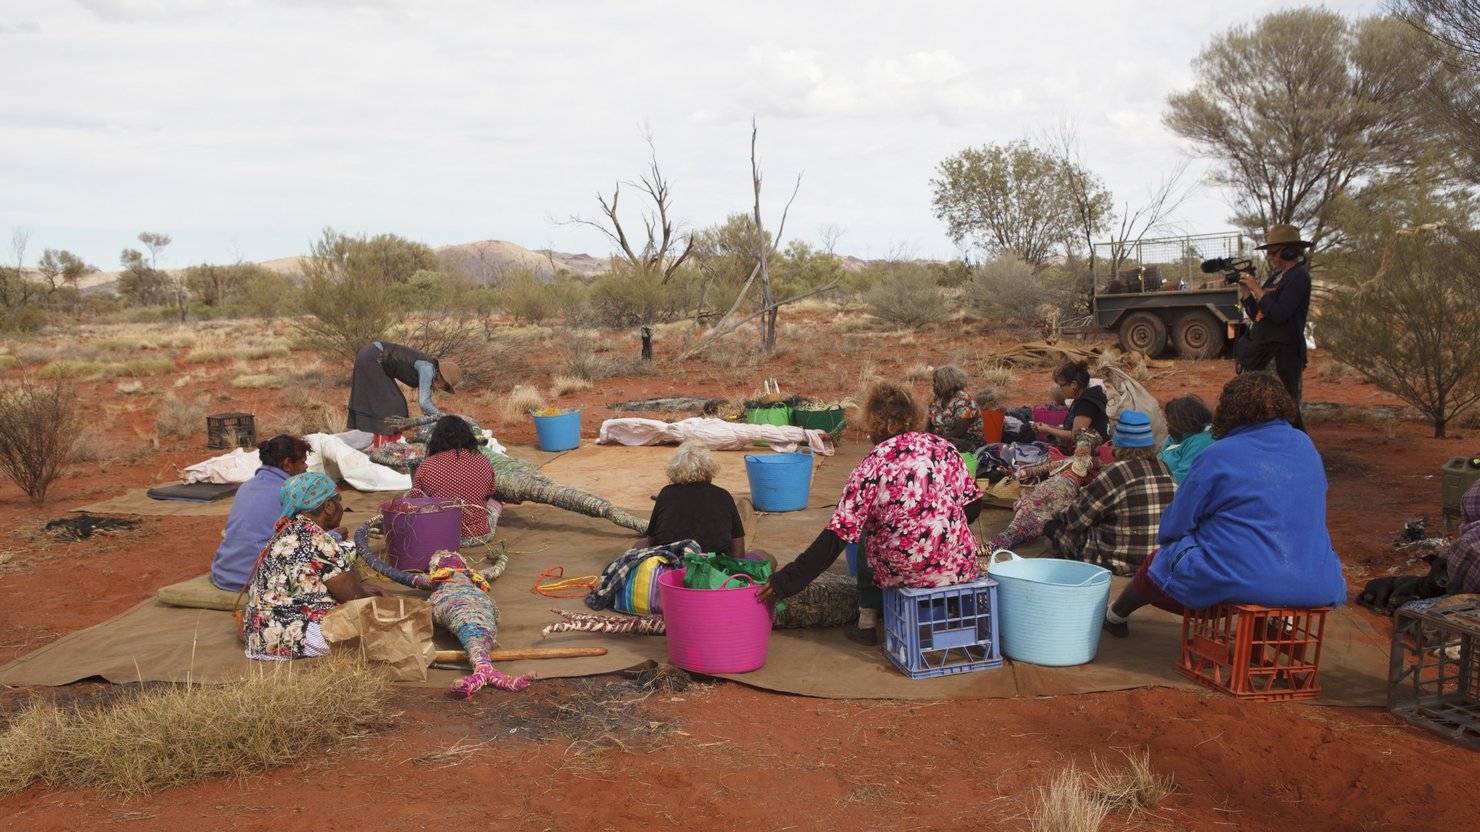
[1176,603,1330,701]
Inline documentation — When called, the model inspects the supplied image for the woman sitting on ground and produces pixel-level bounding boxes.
[211,434,311,592]
[758,381,984,645]
[1030,360,1109,453]
[1044,409,1176,576]
[1103,373,1346,637]
[242,472,384,660]
[1446,481,1480,596]
[641,442,745,557]
[1158,394,1214,484]
[412,415,501,547]
[987,429,1101,553]
[927,364,984,453]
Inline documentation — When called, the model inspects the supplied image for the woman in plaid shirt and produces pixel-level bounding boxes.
[1044,409,1175,575]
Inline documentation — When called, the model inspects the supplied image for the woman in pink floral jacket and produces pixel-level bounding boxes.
[759,382,983,645]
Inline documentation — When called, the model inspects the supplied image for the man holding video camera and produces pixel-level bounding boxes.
[1233,224,1313,432]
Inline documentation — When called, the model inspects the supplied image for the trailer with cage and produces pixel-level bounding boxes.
[1090,232,1250,358]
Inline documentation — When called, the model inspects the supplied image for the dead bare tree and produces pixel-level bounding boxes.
[681,121,837,358]
[566,132,694,284]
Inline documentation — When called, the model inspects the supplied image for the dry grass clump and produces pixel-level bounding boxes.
[231,373,279,389]
[1029,765,1109,832]
[0,355,22,371]
[184,346,290,364]
[280,388,342,435]
[499,384,546,425]
[903,362,933,382]
[1314,360,1356,382]
[37,359,177,380]
[1087,748,1175,813]
[154,392,211,441]
[0,654,391,796]
[550,374,593,398]
[979,360,1016,389]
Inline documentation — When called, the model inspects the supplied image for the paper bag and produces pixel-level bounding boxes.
[320,596,436,681]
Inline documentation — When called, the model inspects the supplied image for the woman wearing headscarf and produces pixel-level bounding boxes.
[412,415,501,547]
[347,341,461,443]
[926,364,984,453]
[758,381,984,645]
[241,472,384,660]
[1102,374,1346,637]
[211,434,311,592]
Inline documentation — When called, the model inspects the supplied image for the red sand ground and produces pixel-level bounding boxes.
[2,317,1476,831]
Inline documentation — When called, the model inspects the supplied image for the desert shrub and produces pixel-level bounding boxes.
[37,360,99,380]
[1029,765,1108,832]
[0,378,83,506]
[966,255,1071,326]
[865,263,949,327]
[0,355,22,371]
[588,262,695,326]
[115,358,177,377]
[563,330,619,380]
[240,269,300,321]
[499,384,546,425]
[154,392,210,441]
[500,268,557,324]
[0,304,47,335]
[0,654,390,796]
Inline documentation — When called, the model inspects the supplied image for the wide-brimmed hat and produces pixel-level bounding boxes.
[436,359,462,393]
[1255,224,1313,250]
[1112,410,1155,449]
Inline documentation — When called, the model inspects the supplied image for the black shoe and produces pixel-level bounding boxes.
[1102,618,1129,639]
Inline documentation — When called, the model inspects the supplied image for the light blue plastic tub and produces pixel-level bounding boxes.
[986,549,1111,666]
[744,450,813,512]
[530,407,581,452]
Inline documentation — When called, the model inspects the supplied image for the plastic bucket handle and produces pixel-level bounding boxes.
[989,549,1023,565]
[719,573,757,589]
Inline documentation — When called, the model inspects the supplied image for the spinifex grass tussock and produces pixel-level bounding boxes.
[230,373,279,389]
[549,374,593,398]
[903,362,932,382]
[0,654,391,797]
[501,384,546,425]
[1029,765,1109,832]
[1086,748,1175,813]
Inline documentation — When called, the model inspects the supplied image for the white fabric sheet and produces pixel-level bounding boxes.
[595,416,835,455]
[179,434,412,492]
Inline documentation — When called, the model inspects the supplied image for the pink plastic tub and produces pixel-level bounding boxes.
[658,568,773,674]
[1032,405,1069,441]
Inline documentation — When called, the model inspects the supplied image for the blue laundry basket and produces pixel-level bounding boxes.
[744,450,813,512]
[986,549,1111,666]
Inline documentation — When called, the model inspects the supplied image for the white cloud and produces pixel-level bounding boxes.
[1,0,1388,266]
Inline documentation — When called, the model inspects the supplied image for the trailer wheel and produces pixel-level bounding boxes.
[1173,311,1221,359]
[1118,312,1168,356]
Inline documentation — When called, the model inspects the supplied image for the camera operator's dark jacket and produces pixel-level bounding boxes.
[1240,263,1311,367]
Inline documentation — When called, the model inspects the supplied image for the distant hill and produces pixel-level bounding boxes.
[76,239,611,294]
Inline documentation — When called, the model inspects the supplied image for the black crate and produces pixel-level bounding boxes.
[206,412,256,450]
[1388,600,1480,749]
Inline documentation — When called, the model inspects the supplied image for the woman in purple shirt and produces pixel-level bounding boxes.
[210,435,311,591]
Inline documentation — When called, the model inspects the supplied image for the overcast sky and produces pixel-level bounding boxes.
[1,0,1384,271]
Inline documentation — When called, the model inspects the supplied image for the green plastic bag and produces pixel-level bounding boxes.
[682,553,784,612]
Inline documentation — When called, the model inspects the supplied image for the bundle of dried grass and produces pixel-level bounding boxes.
[1087,748,1176,813]
[1029,765,1110,832]
[0,654,390,796]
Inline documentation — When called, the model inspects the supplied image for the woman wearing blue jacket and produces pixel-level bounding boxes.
[1102,373,1346,637]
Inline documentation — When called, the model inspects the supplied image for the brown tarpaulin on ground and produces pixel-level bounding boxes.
[3,443,1391,705]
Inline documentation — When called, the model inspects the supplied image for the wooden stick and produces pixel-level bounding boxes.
[433,646,607,664]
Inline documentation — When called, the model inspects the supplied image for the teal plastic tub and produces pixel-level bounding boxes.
[986,549,1111,666]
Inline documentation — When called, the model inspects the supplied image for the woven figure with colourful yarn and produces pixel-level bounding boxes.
[353,523,531,697]
[377,414,647,534]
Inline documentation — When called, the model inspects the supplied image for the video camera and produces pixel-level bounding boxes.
[1200,257,1254,286]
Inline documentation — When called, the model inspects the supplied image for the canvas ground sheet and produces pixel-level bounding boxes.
[4,443,1390,705]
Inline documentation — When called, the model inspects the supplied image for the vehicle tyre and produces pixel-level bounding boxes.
[1118,312,1168,356]
[1173,311,1222,359]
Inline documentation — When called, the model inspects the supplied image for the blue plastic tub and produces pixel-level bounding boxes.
[531,407,581,452]
[744,450,813,512]
[986,550,1111,666]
